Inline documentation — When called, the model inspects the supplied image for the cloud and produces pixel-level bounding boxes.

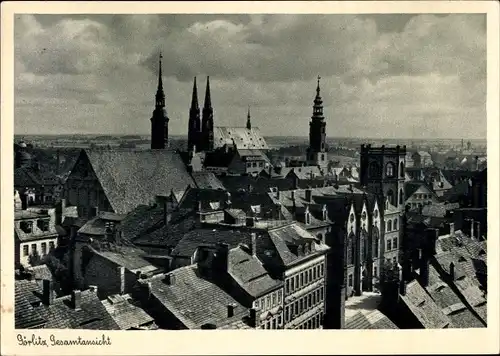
[14,14,486,139]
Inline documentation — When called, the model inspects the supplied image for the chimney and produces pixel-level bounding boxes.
[399,280,407,296]
[119,266,125,294]
[449,223,455,236]
[419,251,430,287]
[251,233,257,256]
[470,218,475,239]
[42,279,54,305]
[248,308,257,328]
[449,262,455,281]
[89,285,98,295]
[276,188,280,200]
[246,217,255,227]
[227,304,235,318]
[291,190,295,201]
[476,221,481,241]
[305,188,312,202]
[164,273,175,285]
[71,290,82,310]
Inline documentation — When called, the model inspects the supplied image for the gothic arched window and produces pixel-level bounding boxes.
[372,227,379,258]
[400,161,405,178]
[386,162,395,177]
[347,234,355,265]
[387,189,394,206]
[394,218,398,230]
[399,188,404,205]
[387,220,392,232]
[369,162,381,178]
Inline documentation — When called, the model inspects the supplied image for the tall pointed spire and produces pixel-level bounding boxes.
[188,77,201,152]
[204,76,212,109]
[307,75,327,167]
[155,52,165,108]
[201,76,214,152]
[191,76,199,109]
[151,51,169,149]
[246,106,252,130]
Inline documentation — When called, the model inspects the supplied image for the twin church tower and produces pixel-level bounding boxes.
[150,53,215,152]
[150,53,328,170]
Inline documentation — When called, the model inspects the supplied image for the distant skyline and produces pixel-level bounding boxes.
[15,14,486,139]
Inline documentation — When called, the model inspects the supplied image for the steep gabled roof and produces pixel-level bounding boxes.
[214,126,269,150]
[79,149,195,214]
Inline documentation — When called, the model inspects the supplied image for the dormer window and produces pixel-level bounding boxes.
[251,205,261,214]
[37,219,49,232]
[20,221,33,234]
[362,211,367,220]
[209,201,220,210]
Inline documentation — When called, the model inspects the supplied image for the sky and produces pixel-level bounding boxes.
[14,14,486,139]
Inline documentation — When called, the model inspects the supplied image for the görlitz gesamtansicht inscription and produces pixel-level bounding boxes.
[17,334,112,347]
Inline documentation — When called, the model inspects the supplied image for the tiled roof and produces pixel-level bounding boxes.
[15,280,46,328]
[191,172,226,190]
[399,280,452,329]
[228,246,282,298]
[82,149,195,214]
[171,229,252,258]
[101,294,156,330]
[219,175,295,194]
[14,167,43,187]
[267,223,329,267]
[37,289,120,330]
[148,266,248,329]
[287,166,323,180]
[214,126,269,150]
[345,310,398,329]
[93,247,157,273]
[405,181,435,200]
[426,265,484,328]
[78,216,107,236]
[118,205,165,243]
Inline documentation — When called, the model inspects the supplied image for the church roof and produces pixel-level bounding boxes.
[213,126,269,150]
[81,149,195,214]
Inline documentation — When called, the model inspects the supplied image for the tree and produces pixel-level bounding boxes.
[28,250,43,267]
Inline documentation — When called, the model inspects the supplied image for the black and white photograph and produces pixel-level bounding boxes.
[1,1,499,355]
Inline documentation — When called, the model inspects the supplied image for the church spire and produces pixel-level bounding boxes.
[188,77,201,152]
[204,76,212,109]
[246,106,252,130]
[191,77,199,109]
[312,75,324,119]
[201,76,214,152]
[155,52,165,108]
[151,51,169,149]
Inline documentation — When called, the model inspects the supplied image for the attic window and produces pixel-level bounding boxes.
[20,221,33,233]
[37,219,50,232]
[251,205,261,214]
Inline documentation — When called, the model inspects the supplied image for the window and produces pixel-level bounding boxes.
[286,279,290,294]
[278,290,282,303]
[308,294,312,308]
[374,266,378,277]
[386,162,395,177]
[387,220,392,232]
[247,162,251,168]
[347,235,355,265]
[400,161,405,177]
[373,234,379,258]
[295,275,299,289]
[266,296,270,309]
[308,270,312,282]
[348,274,353,287]
[387,190,394,206]
[300,298,304,312]
[285,306,290,322]
[31,243,37,254]
[394,218,398,230]
[272,293,277,306]
[312,291,316,304]
[272,318,277,329]
[252,162,257,168]
[313,268,317,280]
[369,161,381,178]
[387,240,392,251]
[300,273,304,286]
[49,241,55,250]
[320,288,324,301]
[393,257,397,265]
[259,162,263,167]
[399,189,404,205]
[37,219,49,232]
[320,264,324,277]
[294,301,298,315]
[393,237,398,249]
[291,277,295,291]
[41,242,47,255]
[277,315,282,326]
[23,245,29,256]
[20,221,33,233]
